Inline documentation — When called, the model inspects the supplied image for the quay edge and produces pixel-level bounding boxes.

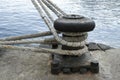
[0,43,119,80]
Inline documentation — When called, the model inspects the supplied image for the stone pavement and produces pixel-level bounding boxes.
[0,48,120,80]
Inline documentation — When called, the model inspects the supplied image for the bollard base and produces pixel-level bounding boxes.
[51,53,99,75]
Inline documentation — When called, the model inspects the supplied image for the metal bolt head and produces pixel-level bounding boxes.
[79,68,88,74]
[63,68,71,74]
[51,61,59,67]
[51,66,61,75]
[91,60,99,67]
[90,60,99,73]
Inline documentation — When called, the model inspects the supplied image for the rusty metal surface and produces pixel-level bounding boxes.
[0,48,120,80]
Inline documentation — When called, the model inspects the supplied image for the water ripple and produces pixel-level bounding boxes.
[0,0,120,47]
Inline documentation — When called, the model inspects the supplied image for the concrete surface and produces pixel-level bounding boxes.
[0,48,120,80]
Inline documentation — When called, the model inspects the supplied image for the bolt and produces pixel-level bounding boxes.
[51,66,61,75]
[63,68,71,74]
[71,68,79,73]
[51,61,59,67]
[79,68,88,74]
[90,60,99,73]
[91,60,99,67]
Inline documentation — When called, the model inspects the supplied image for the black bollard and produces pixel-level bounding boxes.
[51,15,99,74]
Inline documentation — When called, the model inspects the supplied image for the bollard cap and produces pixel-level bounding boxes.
[54,15,95,32]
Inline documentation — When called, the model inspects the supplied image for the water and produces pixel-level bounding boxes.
[0,0,120,47]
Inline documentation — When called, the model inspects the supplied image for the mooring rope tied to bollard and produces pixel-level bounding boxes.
[0,37,57,45]
[0,0,100,74]
[0,0,89,56]
[37,0,54,22]
[42,0,67,16]
[0,45,88,56]
[0,31,60,41]
[32,0,87,47]
[41,0,64,17]
[0,35,87,45]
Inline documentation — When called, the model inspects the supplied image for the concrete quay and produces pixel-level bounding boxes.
[0,44,119,80]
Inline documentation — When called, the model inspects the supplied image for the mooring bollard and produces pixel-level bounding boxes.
[51,15,99,74]
[30,0,99,75]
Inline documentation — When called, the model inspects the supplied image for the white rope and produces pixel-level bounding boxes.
[0,31,60,41]
[0,37,57,45]
[31,0,86,47]
[42,0,67,16]
[63,35,87,42]
[0,0,89,56]
[0,34,86,45]
[37,0,54,22]
[41,0,63,17]
[0,45,88,56]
